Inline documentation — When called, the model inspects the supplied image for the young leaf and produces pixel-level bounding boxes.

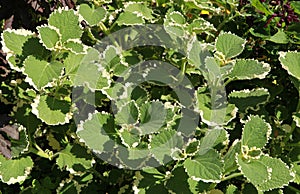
[228,88,270,113]
[23,56,63,90]
[227,59,271,80]
[56,144,94,175]
[48,8,82,42]
[215,32,246,59]
[241,115,271,149]
[31,95,72,125]
[37,25,60,50]
[279,51,300,80]
[78,4,106,26]
[0,155,34,185]
[183,149,224,183]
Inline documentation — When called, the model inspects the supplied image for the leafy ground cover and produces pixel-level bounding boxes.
[0,0,300,193]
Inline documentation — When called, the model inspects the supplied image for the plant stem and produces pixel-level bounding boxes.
[98,22,109,35]
[221,172,243,181]
[288,185,300,193]
[29,147,50,159]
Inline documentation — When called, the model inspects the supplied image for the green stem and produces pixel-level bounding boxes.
[98,22,109,35]
[287,142,300,147]
[89,167,106,182]
[221,172,243,181]
[288,185,300,193]
[29,147,50,159]
[224,78,233,86]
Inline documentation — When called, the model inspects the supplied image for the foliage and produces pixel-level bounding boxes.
[0,0,300,193]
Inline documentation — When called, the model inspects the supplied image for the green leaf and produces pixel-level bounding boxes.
[250,0,272,15]
[73,48,111,90]
[228,59,270,80]
[216,32,246,59]
[32,95,72,125]
[293,113,300,128]
[188,18,216,34]
[78,4,106,26]
[165,166,192,194]
[223,140,241,174]
[1,29,34,56]
[279,51,300,80]
[77,112,113,152]
[56,144,94,175]
[37,25,60,50]
[166,11,186,25]
[1,29,34,71]
[124,2,154,20]
[199,128,229,155]
[267,30,289,44]
[48,8,82,42]
[150,129,183,164]
[256,155,294,191]
[64,52,84,77]
[187,37,211,69]
[236,154,270,186]
[119,126,141,148]
[226,184,238,194]
[139,101,167,135]
[292,164,300,184]
[14,105,42,135]
[23,56,63,90]
[10,125,29,158]
[64,39,86,54]
[0,155,34,184]
[291,1,300,15]
[116,12,144,26]
[185,139,200,156]
[228,88,270,112]
[115,100,139,125]
[197,91,237,126]
[241,115,271,149]
[184,149,223,183]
